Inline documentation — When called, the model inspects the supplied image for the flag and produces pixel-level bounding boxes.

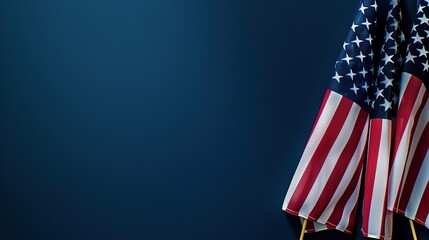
[362,0,406,239]
[387,0,429,229]
[282,0,377,235]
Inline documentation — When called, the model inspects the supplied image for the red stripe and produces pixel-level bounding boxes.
[415,182,429,226]
[392,79,427,207]
[308,109,368,218]
[362,119,383,232]
[390,117,397,172]
[310,90,331,136]
[397,122,429,211]
[345,197,359,234]
[287,96,353,211]
[327,151,365,226]
[305,220,315,233]
[392,76,423,162]
[326,224,336,230]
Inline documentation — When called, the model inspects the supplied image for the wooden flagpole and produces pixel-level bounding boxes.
[299,219,307,240]
[410,219,418,240]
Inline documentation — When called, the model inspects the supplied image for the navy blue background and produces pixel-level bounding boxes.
[0,0,428,239]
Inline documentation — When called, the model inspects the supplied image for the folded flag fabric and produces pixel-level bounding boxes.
[281,0,429,238]
[387,0,429,229]
[362,0,405,239]
[282,0,377,235]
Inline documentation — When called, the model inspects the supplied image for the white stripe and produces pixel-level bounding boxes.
[283,91,342,210]
[384,211,393,240]
[313,221,328,232]
[397,98,429,204]
[388,83,427,210]
[405,150,429,219]
[398,72,411,107]
[299,103,362,214]
[368,119,391,235]
[299,218,329,233]
[336,166,363,231]
[426,212,429,228]
[318,118,369,222]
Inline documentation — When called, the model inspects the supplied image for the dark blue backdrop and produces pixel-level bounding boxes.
[0,0,428,239]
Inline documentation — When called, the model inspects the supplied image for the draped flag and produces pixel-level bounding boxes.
[362,0,406,239]
[282,0,429,238]
[387,0,429,229]
[282,0,377,235]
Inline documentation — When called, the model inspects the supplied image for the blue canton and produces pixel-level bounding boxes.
[403,0,429,90]
[329,0,378,113]
[328,0,407,119]
[371,0,406,119]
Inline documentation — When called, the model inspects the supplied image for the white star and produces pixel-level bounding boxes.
[350,84,359,94]
[362,18,372,29]
[353,36,363,47]
[362,81,370,91]
[412,33,424,44]
[406,51,417,63]
[366,35,373,44]
[418,5,426,13]
[386,31,395,41]
[390,41,398,53]
[364,96,371,105]
[351,22,359,32]
[359,68,368,78]
[375,87,384,99]
[380,99,392,111]
[390,20,399,29]
[359,3,368,14]
[377,66,384,75]
[368,50,374,59]
[342,53,353,64]
[332,72,343,82]
[412,24,418,33]
[425,30,429,37]
[399,32,405,42]
[356,51,366,62]
[381,76,394,87]
[343,42,349,50]
[417,46,429,57]
[423,61,429,71]
[419,15,429,25]
[347,69,356,80]
[382,53,394,64]
[371,1,378,9]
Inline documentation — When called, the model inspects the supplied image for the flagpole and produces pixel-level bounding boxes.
[299,218,307,240]
[410,219,418,240]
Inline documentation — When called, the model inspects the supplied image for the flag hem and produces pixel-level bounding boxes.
[283,207,353,235]
[392,207,428,228]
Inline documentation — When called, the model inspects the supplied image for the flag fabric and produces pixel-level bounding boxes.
[362,0,406,239]
[279,0,429,238]
[282,0,377,235]
[387,0,429,229]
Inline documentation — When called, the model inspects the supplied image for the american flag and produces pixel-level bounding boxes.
[387,0,429,230]
[280,0,426,238]
[362,0,405,239]
[282,0,377,235]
